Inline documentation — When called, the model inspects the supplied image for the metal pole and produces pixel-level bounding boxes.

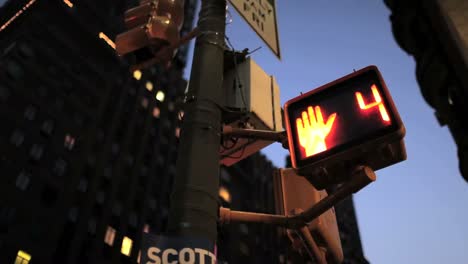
[167,0,226,243]
[298,226,327,264]
[219,166,376,228]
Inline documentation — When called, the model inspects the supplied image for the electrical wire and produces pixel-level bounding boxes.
[225,35,248,111]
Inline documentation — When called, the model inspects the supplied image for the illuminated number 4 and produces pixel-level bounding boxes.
[355,84,390,122]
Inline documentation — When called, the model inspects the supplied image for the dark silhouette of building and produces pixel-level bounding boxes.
[0,0,196,263]
[0,0,368,263]
[384,0,468,182]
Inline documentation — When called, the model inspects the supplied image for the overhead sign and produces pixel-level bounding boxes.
[228,0,281,59]
[284,66,406,188]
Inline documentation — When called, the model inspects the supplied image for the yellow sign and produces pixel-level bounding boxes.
[229,0,281,59]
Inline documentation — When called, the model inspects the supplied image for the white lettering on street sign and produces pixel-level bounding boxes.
[146,247,217,264]
[229,0,281,59]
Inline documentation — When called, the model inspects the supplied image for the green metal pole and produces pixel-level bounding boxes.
[167,0,226,243]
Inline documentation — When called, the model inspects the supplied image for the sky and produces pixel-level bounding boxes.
[184,1,468,263]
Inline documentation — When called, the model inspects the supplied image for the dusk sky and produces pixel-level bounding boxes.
[185,1,468,263]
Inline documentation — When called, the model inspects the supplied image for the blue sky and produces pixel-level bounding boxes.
[185,1,468,263]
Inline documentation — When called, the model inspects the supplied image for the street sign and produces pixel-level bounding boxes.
[228,0,281,59]
[141,233,217,264]
[284,66,406,188]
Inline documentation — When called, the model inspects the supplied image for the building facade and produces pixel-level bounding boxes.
[0,0,368,263]
[0,0,195,263]
[384,0,468,182]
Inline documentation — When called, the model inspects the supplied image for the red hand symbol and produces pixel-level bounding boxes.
[296,106,337,157]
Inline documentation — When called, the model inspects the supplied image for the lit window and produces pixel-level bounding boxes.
[145,81,153,92]
[121,236,133,256]
[133,70,142,80]
[98,32,116,50]
[152,107,160,118]
[104,226,116,246]
[64,134,75,150]
[141,98,149,109]
[15,250,31,264]
[63,0,73,8]
[178,110,184,120]
[143,224,150,233]
[219,186,231,203]
[0,0,37,33]
[175,127,180,138]
[137,250,141,264]
[155,91,165,102]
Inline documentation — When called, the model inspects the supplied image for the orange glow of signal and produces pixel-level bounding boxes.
[355,84,390,122]
[296,106,337,158]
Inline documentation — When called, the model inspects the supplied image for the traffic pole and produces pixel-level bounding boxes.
[167,0,226,244]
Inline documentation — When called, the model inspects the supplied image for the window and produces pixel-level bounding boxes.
[129,212,137,228]
[96,191,105,204]
[239,242,250,256]
[143,224,150,233]
[68,207,78,222]
[6,60,24,80]
[148,198,157,210]
[15,250,31,264]
[111,143,120,156]
[121,236,133,256]
[104,226,116,246]
[64,134,75,150]
[155,91,165,102]
[104,166,112,179]
[167,101,174,112]
[133,70,142,80]
[53,159,67,177]
[10,130,24,147]
[40,120,54,137]
[88,218,96,234]
[178,110,184,120]
[77,178,88,193]
[29,144,44,161]
[112,203,122,216]
[145,81,153,92]
[16,171,30,191]
[141,98,149,109]
[219,186,231,203]
[0,85,10,102]
[23,105,37,121]
[152,107,160,118]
